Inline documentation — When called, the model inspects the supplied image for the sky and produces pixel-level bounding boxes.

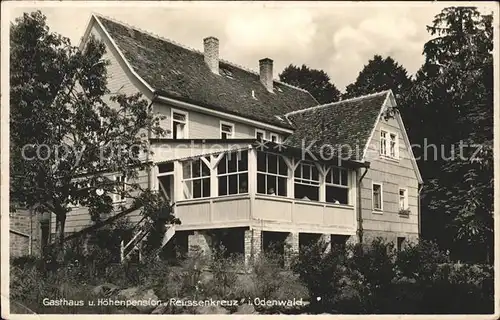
[6,1,497,91]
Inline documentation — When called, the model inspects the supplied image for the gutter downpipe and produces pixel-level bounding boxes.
[357,164,370,244]
[147,91,159,190]
[418,183,424,239]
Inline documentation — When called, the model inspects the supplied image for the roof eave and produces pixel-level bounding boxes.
[153,92,296,133]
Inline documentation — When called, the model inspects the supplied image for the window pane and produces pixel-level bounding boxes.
[173,122,178,138]
[295,184,319,201]
[202,178,210,197]
[158,162,173,173]
[218,156,227,174]
[325,169,332,183]
[175,123,185,139]
[303,165,311,179]
[340,169,348,186]
[228,175,238,195]
[257,173,266,194]
[294,165,301,178]
[193,179,202,198]
[227,154,237,173]
[238,151,248,171]
[312,166,319,181]
[326,186,348,204]
[182,162,191,178]
[373,185,381,209]
[218,176,228,196]
[256,131,264,140]
[278,156,287,176]
[239,173,248,193]
[201,160,210,176]
[277,177,287,196]
[173,112,186,121]
[183,180,192,199]
[192,161,201,177]
[257,152,266,172]
[268,154,277,174]
[221,124,233,133]
[266,175,277,194]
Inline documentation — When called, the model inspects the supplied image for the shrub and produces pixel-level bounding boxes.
[206,245,240,300]
[395,240,450,280]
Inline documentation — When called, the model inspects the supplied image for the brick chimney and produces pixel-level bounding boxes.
[259,58,273,92]
[203,37,219,74]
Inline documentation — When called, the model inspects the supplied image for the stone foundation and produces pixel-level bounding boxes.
[188,231,212,256]
[284,232,299,267]
[244,228,262,266]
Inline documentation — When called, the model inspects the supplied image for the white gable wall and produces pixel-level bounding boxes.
[359,99,420,244]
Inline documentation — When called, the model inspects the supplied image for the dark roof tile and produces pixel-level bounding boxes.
[96,15,318,128]
[285,91,388,160]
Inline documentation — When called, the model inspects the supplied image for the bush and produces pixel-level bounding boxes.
[395,240,450,280]
[294,237,493,314]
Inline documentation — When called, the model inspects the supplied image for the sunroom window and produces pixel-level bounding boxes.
[325,167,349,204]
[257,151,288,196]
[218,151,248,196]
[182,159,210,199]
[294,162,319,201]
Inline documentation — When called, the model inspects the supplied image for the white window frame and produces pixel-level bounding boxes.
[171,108,189,139]
[113,175,127,203]
[399,188,408,210]
[220,121,235,139]
[181,159,211,200]
[269,133,280,143]
[325,166,349,205]
[294,161,320,201]
[380,129,399,159]
[256,151,288,196]
[217,151,248,196]
[255,128,265,140]
[157,162,174,201]
[380,130,387,156]
[372,182,383,212]
[389,132,398,158]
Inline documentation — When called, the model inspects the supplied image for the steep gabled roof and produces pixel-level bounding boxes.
[92,14,318,129]
[284,91,389,160]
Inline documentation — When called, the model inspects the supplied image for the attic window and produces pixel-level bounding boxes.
[220,68,234,79]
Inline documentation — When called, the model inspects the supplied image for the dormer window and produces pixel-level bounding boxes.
[269,133,280,143]
[220,68,234,79]
[172,109,188,139]
[220,121,234,139]
[255,129,265,141]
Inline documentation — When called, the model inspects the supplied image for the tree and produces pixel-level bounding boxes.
[343,55,412,101]
[409,7,493,263]
[278,64,341,104]
[10,11,174,251]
